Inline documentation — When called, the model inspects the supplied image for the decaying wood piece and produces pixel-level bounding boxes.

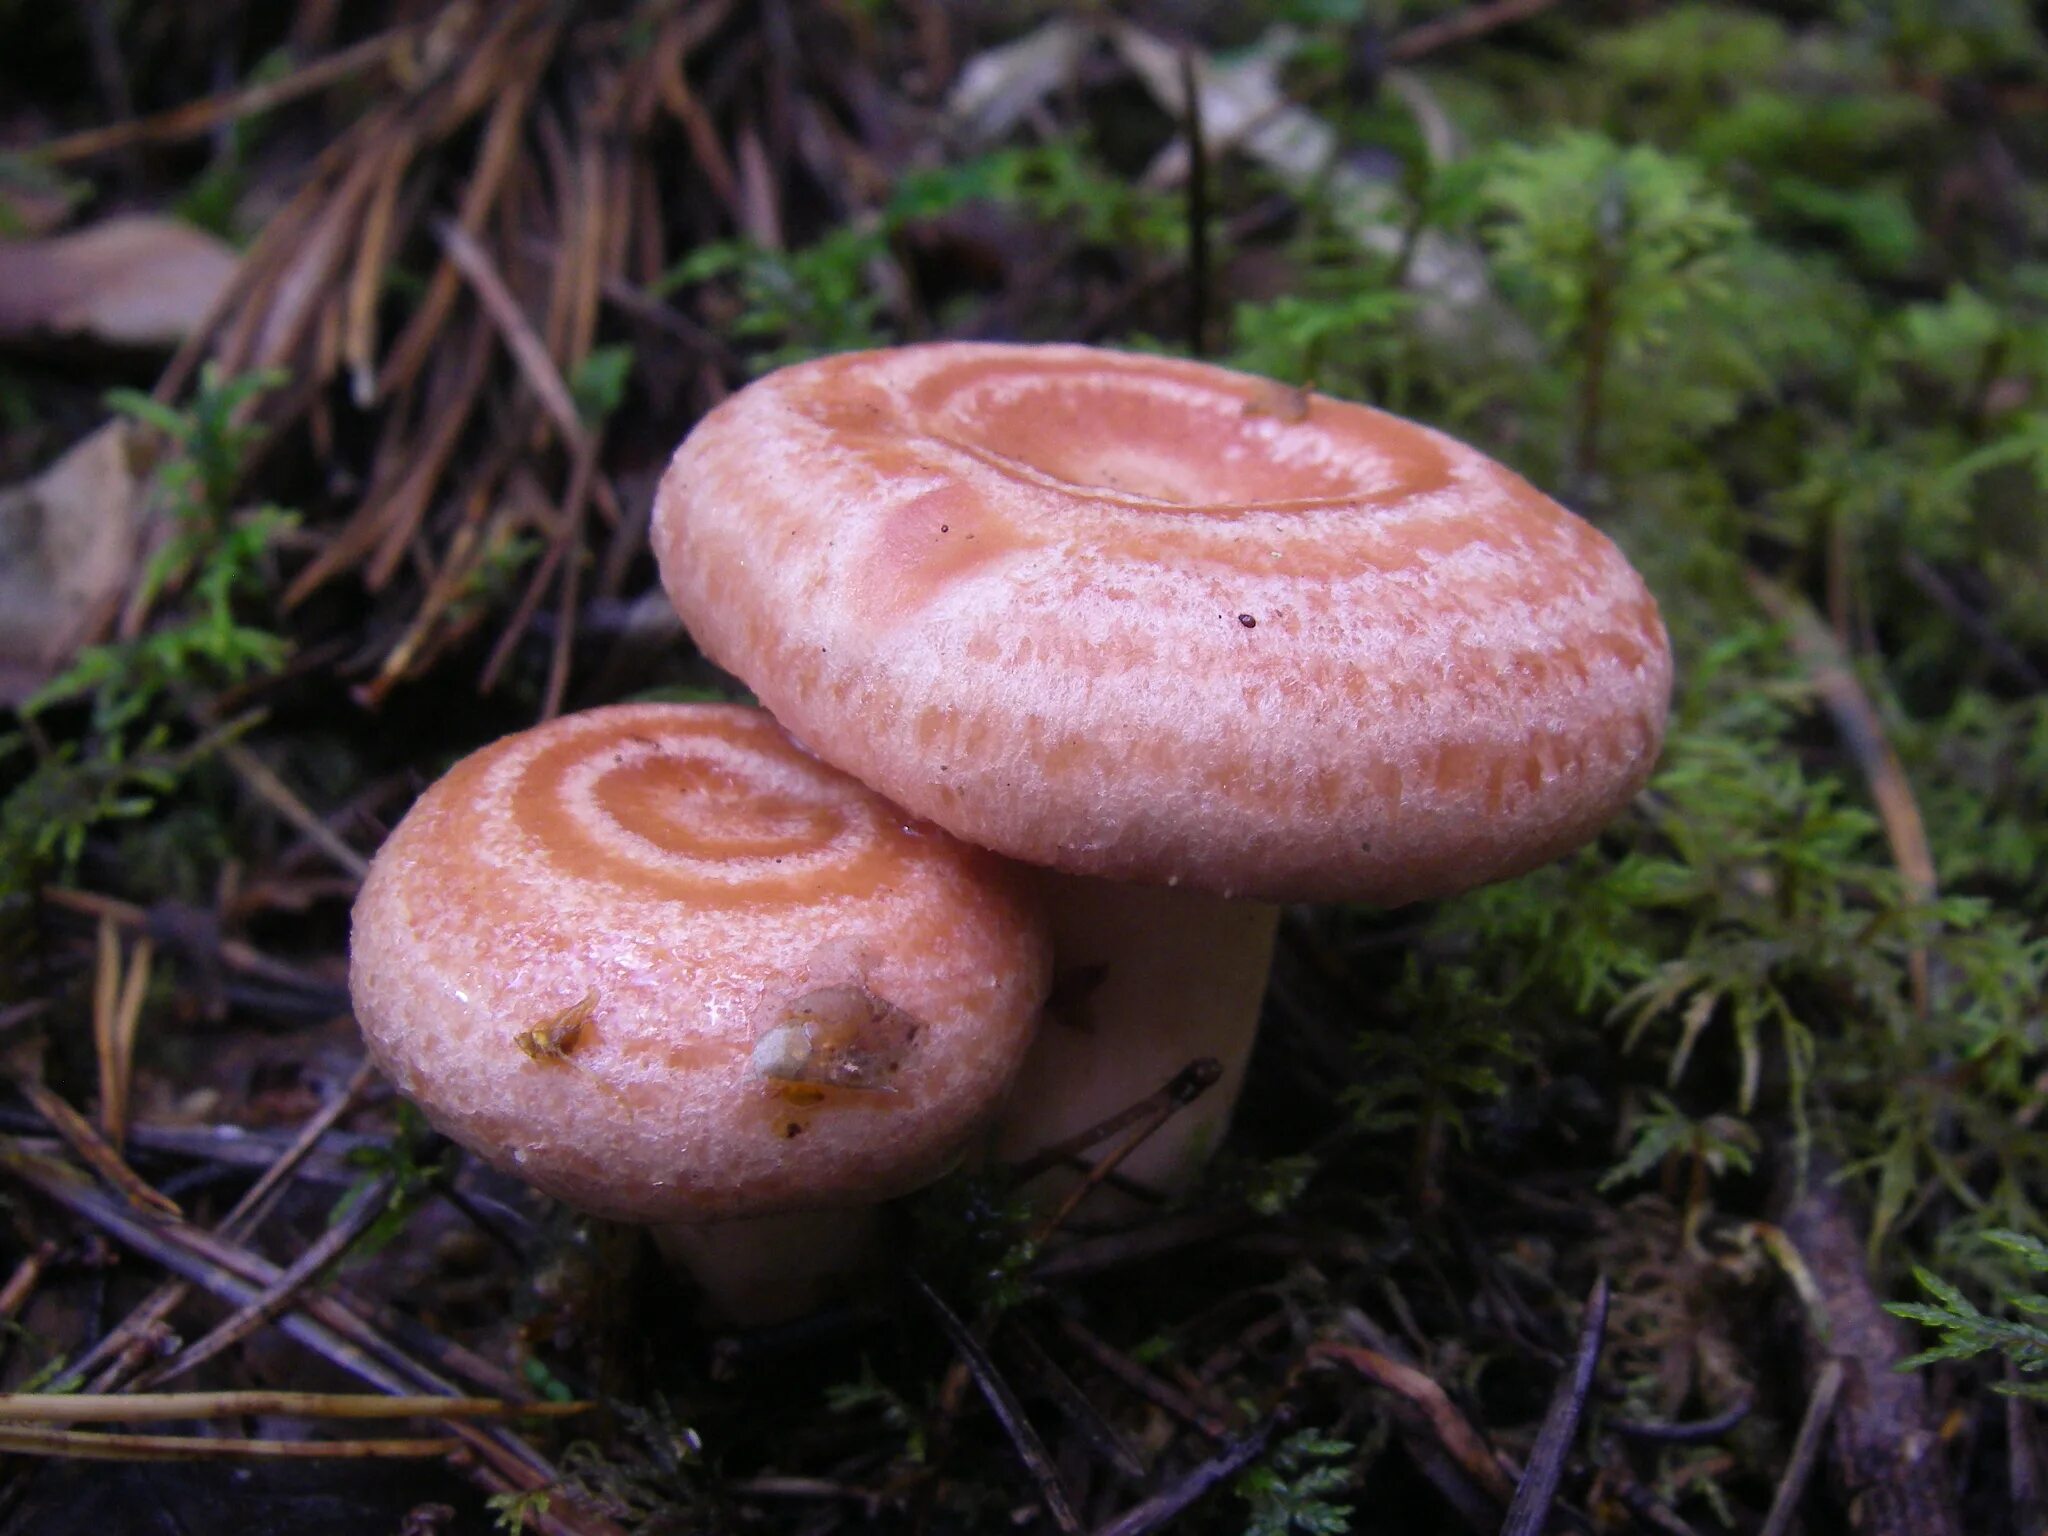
[1773,1167,1963,1536]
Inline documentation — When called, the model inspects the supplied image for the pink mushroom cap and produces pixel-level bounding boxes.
[653,343,1673,904]
[348,702,1050,1225]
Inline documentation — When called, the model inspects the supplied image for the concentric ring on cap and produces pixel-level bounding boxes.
[654,344,1672,904]
[348,703,1049,1224]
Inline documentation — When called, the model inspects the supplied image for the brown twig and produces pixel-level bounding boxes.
[141,1174,397,1387]
[1055,1312,1233,1443]
[1178,47,1209,359]
[0,1392,589,1424]
[1009,1323,1146,1480]
[11,1077,179,1219]
[1309,1339,1515,1506]
[1009,1058,1224,1187]
[432,217,590,453]
[1773,1164,1962,1536]
[0,1147,602,1533]
[1500,1273,1609,1536]
[1749,571,1936,1014]
[33,25,420,164]
[1384,0,1568,63]
[93,924,151,1151]
[909,1273,1079,1535]
[215,739,370,882]
[1758,1358,1844,1536]
[0,1426,462,1461]
[1088,1412,1286,1536]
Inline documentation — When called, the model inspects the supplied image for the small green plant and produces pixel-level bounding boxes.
[331,1102,454,1257]
[485,1488,553,1535]
[1237,1429,1356,1536]
[1891,1231,2048,1391]
[1482,131,1749,474]
[1,366,293,905]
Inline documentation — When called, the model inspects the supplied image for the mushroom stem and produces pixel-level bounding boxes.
[995,873,1279,1197]
[651,1207,880,1325]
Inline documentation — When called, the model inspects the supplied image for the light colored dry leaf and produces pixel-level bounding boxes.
[944,18,1092,143]
[0,216,239,350]
[0,421,151,702]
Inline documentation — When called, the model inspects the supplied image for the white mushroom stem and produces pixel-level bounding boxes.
[995,873,1280,1197]
[652,1207,881,1325]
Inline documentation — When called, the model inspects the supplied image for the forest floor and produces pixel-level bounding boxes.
[3,2,2048,1533]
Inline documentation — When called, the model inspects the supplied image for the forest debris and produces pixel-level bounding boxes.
[1385,0,1569,62]
[32,23,423,165]
[0,217,239,348]
[1773,1168,1963,1536]
[1310,1335,1517,1508]
[11,1074,180,1218]
[1758,1358,1844,1536]
[1501,1274,1610,1536]
[0,1147,612,1535]
[142,1173,397,1386]
[1748,572,1936,1014]
[1106,24,1524,355]
[909,1271,1080,1534]
[91,918,151,1149]
[215,739,370,881]
[1088,1412,1285,1536]
[0,1425,464,1460]
[0,420,149,702]
[945,19,1092,142]
[0,1391,588,1424]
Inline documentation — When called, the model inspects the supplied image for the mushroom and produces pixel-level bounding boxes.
[348,702,1049,1320]
[650,344,1672,1193]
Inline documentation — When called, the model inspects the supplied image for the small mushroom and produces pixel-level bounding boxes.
[348,702,1049,1320]
[652,344,1673,1194]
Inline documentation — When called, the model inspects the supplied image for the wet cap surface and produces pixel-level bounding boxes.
[348,703,1049,1223]
[654,344,1673,903]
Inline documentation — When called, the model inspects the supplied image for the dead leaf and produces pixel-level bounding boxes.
[0,420,150,702]
[0,216,239,350]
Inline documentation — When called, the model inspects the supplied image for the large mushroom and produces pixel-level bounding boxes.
[651,344,1672,1191]
[348,701,1049,1319]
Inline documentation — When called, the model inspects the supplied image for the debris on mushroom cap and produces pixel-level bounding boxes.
[347,703,1050,1225]
[652,343,1675,905]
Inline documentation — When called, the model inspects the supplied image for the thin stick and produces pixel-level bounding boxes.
[1611,1396,1753,1444]
[433,217,590,451]
[105,937,152,1150]
[0,1148,571,1502]
[1029,1060,1224,1243]
[1088,1415,1283,1536]
[1056,1313,1232,1443]
[33,26,418,164]
[1749,572,1936,1014]
[1009,1058,1223,1185]
[1500,1273,1609,1536]
[12,1077,179,1218]
[1385,0,1567,63]
[91,918,121,1139]
[909,1273,1079,1535]
[0,1243,56,1340]
[1758,1358,1844,1536]
[542,433,603,722]
[65,1059,377,1392]
[1309,1341,1515,1505]
[1178,47,1209,359]
[1009,1323,1146,1480]
[143,1174,396,1386]
[0,1391,588,1424]
[0,1425,462,1461]
[215,740,370,881]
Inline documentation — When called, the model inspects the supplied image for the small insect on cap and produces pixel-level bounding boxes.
[653,343,1674,904]
[347,703,1050,1225]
